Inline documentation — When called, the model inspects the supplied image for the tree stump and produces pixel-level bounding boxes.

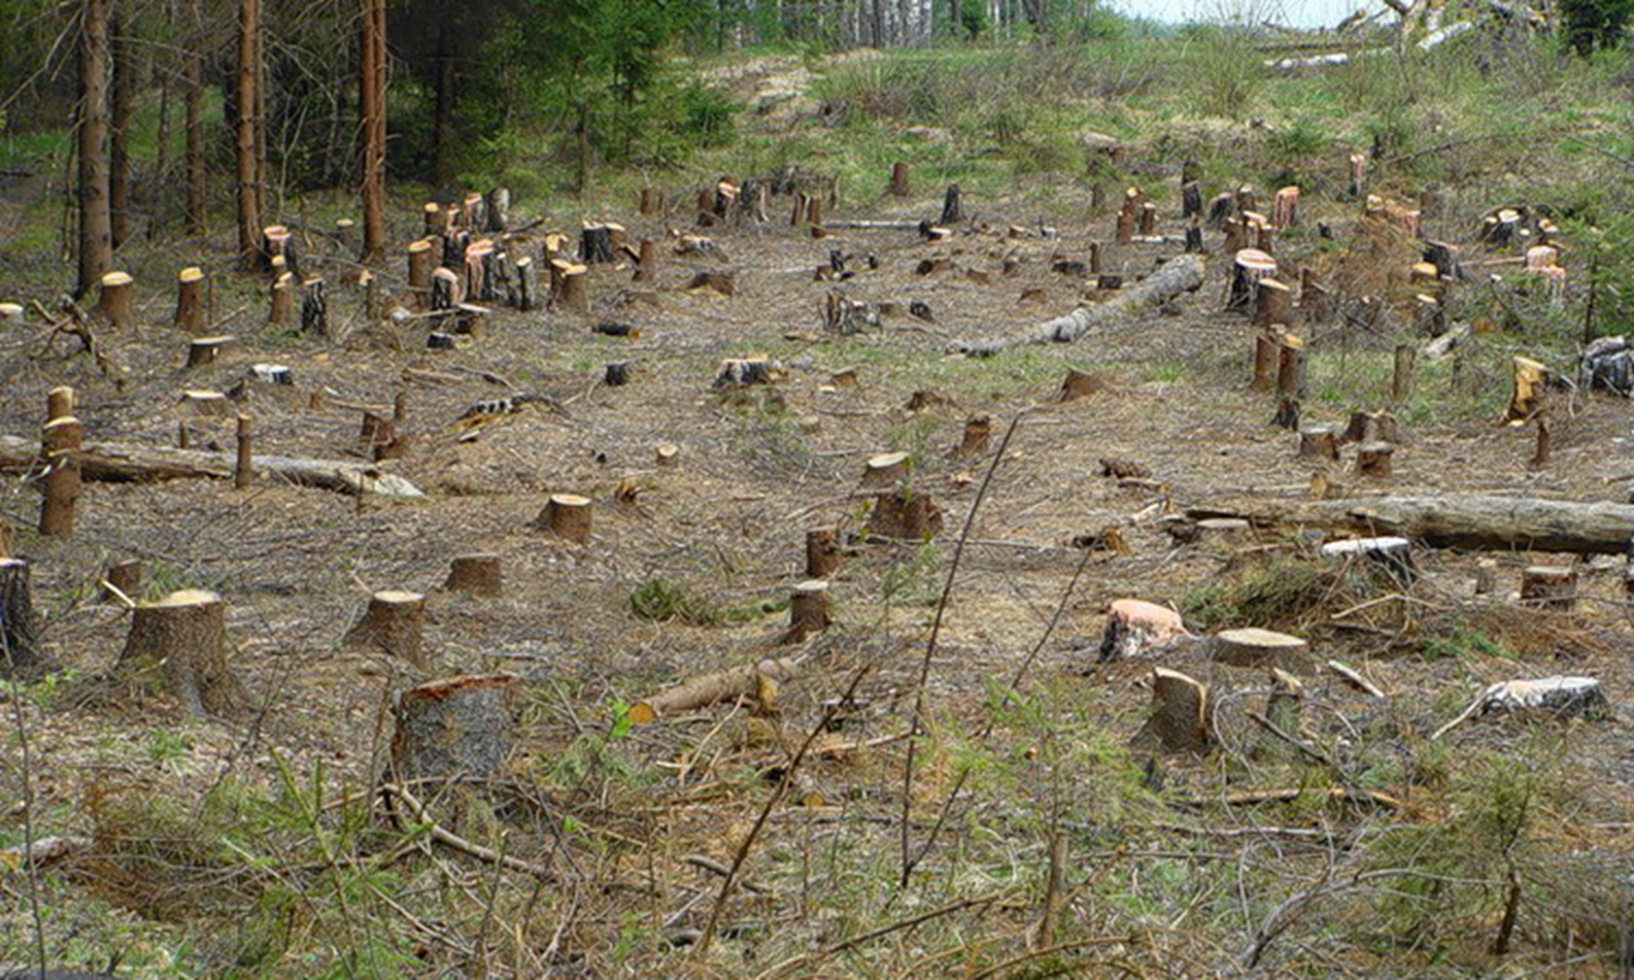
[1392,345,1417,403]
[953,416,992,458]
[1114,207,1134,245]
[39,416,82,537]
[1355,442,1395,478]
[807,196,827,238]
[1227,249,1277,313]
[104,557,142,601]
[117,590,247,716]
[1342,410,1401,446]
[185,335,234,370]
[47,386,75,422]
[444,553,503,597]
[1213,627,1311,674]
[96,271,134,327]
[1138,667,1211,754]
[1272,397,1301,431]
[174,267,205,333]
[1253,277,1292,330]
[866,489,943,540]
[551,261,589,314]
[1099,598,1189,663]
[638,186,664,216]
[406,239,435,307]
[580,224,616,264]
[233,414,253,488]
[391,674,518,781]
[633,238,657,283]
[537,493,592,544]
[268,272,293,325]
[1185,221,1204,254]
[862,451,910,488]
[300,277,328,337]
[939,184,963,226]
[1195,517,1252,547]
[715,357,775,388]
[784,580,831,643]
[1276,334,1306,399]
[889,161,911,197]
[656,443,680,467]
[0,559,51,679]
[1060,368,1106,402]
[1321,536,1414,581]
[1181,179,1202,219]
[1298,425,1341,461]
[344,590,427,667]
[484,186,510,232]
[0,303,23,325]
[806,528,842,579]
[686,270,735,297]
[1520,566,1576,610]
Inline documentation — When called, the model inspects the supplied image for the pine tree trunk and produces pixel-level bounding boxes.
[235,0,261,270]
[359,0,387,261]
[108,12,132,251]
[76,0,112,300]
[184,0,206,238]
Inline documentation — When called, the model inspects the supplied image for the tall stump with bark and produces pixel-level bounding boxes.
[391,674,517,781]
[0,559,52,679]
[116,589,247,716]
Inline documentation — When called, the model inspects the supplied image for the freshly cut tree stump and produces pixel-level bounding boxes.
[783,579,831,644]
[233,414,253,489]
[1253,277,1292,329]
[105,557,142,601]
[117,590,247,716]
[866,489,944,540]
[47,385,75,422]
[1099,599,1190,663]
[1298,425,1341,461]
[300,277,328,337]
[269,272,294,325]
[179,389,232,417]
[0,303,23,325]
[344,590,427,667]
[1138,667,1211,754]
[953,416,992,458]
[1060,368,1106,402]
[536,493,592,544]
[1342,410,1401,446]
[0,559,51,679]
[1196,517,1252,546]
[96,271,134,327]
[1212,627,1311,674]
[407,240,435,303]
[513,256,539,311]
[630,658,797,723]
[806,527,842,578]
[39,416,83,537]
[1520,566,1576,609]
[445,553,503,597]
[1355,442,1395,478]
[655,443,680,467]
[1321,536,1414,580]
[186,335,234,370]
[862,451,910,488]
[391,674,518,781]
[1227,249,1277,313]
[174,267,205,333]
[1276,334,1306,399]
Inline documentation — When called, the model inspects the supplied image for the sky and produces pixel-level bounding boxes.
[1105,0,1384,30]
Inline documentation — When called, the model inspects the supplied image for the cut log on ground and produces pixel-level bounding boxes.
[0,558,52,679]
[0,435,423,498]
[344,590,426,667]
[1186,494,1634,555]
[116,589,248,716]
[629,658,797,723]
[1432,676,1607,740]
[956,254,1205,355]
[1098,599,1190,662]
[391,674,518,780]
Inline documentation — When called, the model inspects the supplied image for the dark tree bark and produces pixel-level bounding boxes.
[76,0,112,300]
[0,559,53,680]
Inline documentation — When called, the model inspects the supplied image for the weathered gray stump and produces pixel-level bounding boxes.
[391,674,518,781]
[0,559,52,679]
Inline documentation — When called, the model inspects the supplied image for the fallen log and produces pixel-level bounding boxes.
[629,658,796,723]
[0,435,422,498]
[1187,494,1634,555]
[955,254,1206,356]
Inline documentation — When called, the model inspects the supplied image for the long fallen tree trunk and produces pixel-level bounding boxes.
[0,435,422,498]
[1188,494,1634,555]
[955,253,1205,356]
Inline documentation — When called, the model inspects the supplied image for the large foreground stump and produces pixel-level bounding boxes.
[0,559,52,679]
[116,590,247,716]
[391,674,518,781]
[344,590,427,667]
